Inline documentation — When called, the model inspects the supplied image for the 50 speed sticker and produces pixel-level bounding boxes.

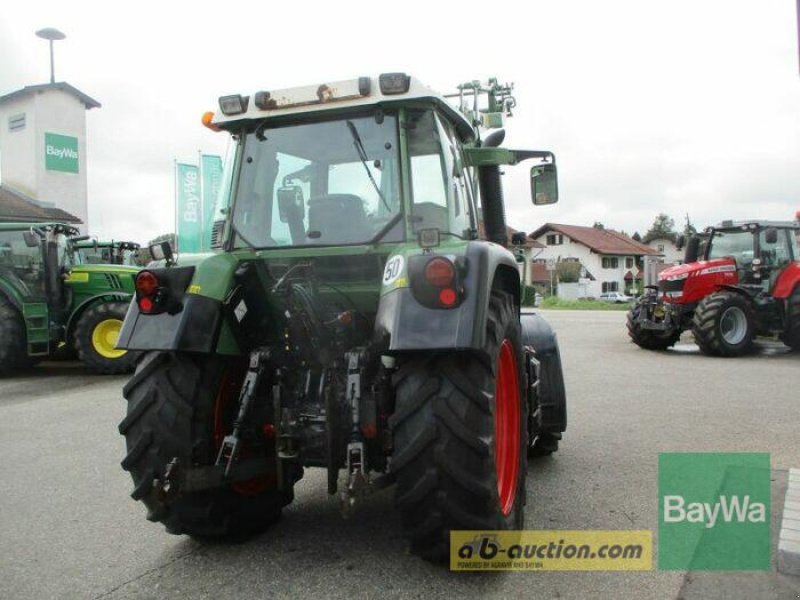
[383,255,404,285]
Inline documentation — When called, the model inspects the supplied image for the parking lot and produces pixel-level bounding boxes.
[1,309,798,599]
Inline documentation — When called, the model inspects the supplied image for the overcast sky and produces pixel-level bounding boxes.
[1,0,798,243]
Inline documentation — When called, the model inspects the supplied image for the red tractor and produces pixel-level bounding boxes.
[628,220,800,356]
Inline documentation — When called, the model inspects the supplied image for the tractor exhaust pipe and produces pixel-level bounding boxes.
[478,165,507,247]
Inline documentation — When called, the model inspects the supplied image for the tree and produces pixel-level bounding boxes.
[632,232,642,242]
[643,213,676,244]
[556,261,581,283]
[593,221,605,229]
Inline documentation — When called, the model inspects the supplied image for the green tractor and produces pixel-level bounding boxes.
[118,74,567,560]
[0,222,140,375]
[74,239,141,266]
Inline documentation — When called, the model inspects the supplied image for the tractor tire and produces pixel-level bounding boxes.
[391,291,528,561]
[0,297,27,376]
[782,286,800,351]
[626,303,681,350]
[119,352,295,538]
[75,301,138,374]
[692,291,755,357]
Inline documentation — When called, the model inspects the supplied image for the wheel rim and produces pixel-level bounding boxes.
[91,319,126,359]
[720,306,748,345]
[495,339,521,517]
[213,366,271,496]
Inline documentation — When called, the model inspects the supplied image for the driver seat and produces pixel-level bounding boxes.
[307,194,368,244]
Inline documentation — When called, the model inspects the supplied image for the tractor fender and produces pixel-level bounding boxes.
[0,274,29,312]
[65,292,133,344]
[716,284,758,299]
[772,262,800,300]
[375,240,520,360]
[520,311,567,433]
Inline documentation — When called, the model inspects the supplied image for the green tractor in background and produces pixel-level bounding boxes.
[0,222,140,375]
[118,74,567,560]
[74,239,141,266]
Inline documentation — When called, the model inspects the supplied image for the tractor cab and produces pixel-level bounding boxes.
[74,240,141,266]
[699,221,799,290]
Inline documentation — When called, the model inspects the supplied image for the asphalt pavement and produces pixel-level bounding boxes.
[1,310,798,599]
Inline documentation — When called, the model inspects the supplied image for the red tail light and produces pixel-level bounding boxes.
[135,271,159,296]
[424,258,455,287]
[135,271,160,313]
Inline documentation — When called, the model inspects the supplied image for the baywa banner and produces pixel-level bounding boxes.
[176,163,201,253]
[201,154,223,250]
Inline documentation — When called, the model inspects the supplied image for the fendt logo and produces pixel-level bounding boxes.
[44,132,79,173]
[658,453,770,570]
[663,494,766,529]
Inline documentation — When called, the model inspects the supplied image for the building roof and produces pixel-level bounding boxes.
[530,223,660,256]
[0,82,101,110]
[0,186,82,224]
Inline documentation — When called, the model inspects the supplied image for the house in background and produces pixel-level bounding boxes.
[528,223,661,298]
[645,236,682,264]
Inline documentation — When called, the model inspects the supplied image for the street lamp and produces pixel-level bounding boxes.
[35,27,66,84]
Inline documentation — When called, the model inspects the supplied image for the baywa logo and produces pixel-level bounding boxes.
[44,132,79,174]
[658,453,771,570]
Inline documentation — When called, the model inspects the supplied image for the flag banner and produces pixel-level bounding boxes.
[176,162,201,253]
[201,154,223,249]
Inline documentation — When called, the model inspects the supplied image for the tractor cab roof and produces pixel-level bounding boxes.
[0,222,79,236]
[706,220,800,233]
[73,240,140,250]
[208,73,477,142]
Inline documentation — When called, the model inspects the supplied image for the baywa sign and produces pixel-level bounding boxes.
[45,132,79,173]
[658,452,771,571]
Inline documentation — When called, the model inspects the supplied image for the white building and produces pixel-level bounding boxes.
[0,82,100,231]
[529,223,661,298]
[646,236,683,264]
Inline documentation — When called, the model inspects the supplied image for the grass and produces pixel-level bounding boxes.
[533,297,633,311]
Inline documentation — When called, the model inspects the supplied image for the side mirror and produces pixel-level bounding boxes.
[149,241,174,265]
[277,186,305,223]
[764,227,778,245]
[23,231,40,248]
[530,162,559,205]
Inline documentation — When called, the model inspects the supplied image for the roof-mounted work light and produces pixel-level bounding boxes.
[218,94,248,115]
[379,73,410,95]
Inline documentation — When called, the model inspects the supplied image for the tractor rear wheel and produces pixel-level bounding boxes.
[119,352,295,537]
[782,286,800,351]
[0,297,27,375]
[626,303,681,350]
[75,301,138,374]
[692,291,755,357]
[391,291,528,561]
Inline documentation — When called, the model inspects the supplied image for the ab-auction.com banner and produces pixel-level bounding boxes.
[450,530,652,571]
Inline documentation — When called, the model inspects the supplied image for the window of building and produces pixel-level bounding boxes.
[602,257,619,269]
[546,233,563,245]
[657,244,665,252]
[625,257,634,269]
[602,281,619,293]
[8,113,25,132]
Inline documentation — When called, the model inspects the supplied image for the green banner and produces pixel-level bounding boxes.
[658,452,770,570]
[201,154,223,249]
[45,132,79,173]
[176,163,201,253]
